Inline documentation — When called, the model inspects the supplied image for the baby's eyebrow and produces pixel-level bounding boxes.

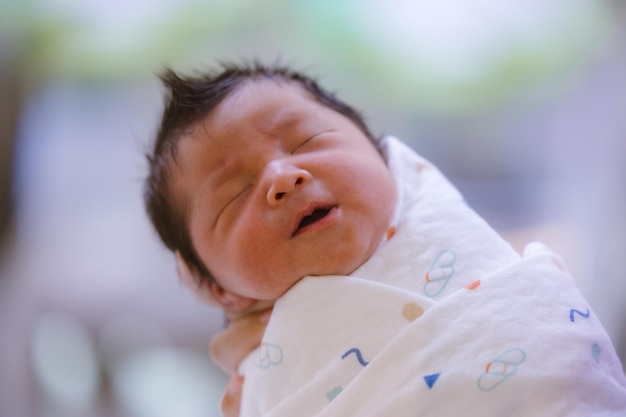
[256,107,304,138]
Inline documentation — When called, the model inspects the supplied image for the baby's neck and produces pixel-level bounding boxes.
[226,299,275,321]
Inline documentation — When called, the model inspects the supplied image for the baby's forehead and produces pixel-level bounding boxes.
[202,79,326,137]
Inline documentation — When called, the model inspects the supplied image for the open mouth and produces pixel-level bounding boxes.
[293,205,335,236]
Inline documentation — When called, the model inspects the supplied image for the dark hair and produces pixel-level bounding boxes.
[144,61,377,285]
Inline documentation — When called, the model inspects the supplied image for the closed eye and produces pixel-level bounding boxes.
[217,185,250,220]
[292,130,332,153]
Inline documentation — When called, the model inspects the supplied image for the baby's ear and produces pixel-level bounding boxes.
[175,251,255,312]
[206,281,257,313]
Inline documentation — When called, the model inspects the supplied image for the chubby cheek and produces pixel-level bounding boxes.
[342,167,396,262]
[215,220,290,298]
[327,224,379,274]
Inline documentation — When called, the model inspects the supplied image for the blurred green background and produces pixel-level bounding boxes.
[1,1,625,416]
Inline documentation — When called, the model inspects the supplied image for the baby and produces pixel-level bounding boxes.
[145,62,395,306]
[145,62,626,417]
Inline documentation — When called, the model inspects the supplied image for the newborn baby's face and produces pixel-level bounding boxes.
[172,79,396,300]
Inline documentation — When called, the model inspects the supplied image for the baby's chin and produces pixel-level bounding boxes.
[312,243,380,277]
[258,248,376,299]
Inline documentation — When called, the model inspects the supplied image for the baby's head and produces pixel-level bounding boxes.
[145,62,396,311]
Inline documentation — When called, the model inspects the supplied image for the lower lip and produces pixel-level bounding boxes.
[292,206,339,237]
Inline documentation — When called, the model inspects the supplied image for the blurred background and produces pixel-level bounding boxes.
[0,0,624,416]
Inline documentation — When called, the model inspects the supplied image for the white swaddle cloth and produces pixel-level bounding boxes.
[238,137,626,417]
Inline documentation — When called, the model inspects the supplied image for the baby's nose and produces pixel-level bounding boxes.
[266,163,311,206]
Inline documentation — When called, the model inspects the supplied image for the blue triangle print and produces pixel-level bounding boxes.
[423,373,441,389]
